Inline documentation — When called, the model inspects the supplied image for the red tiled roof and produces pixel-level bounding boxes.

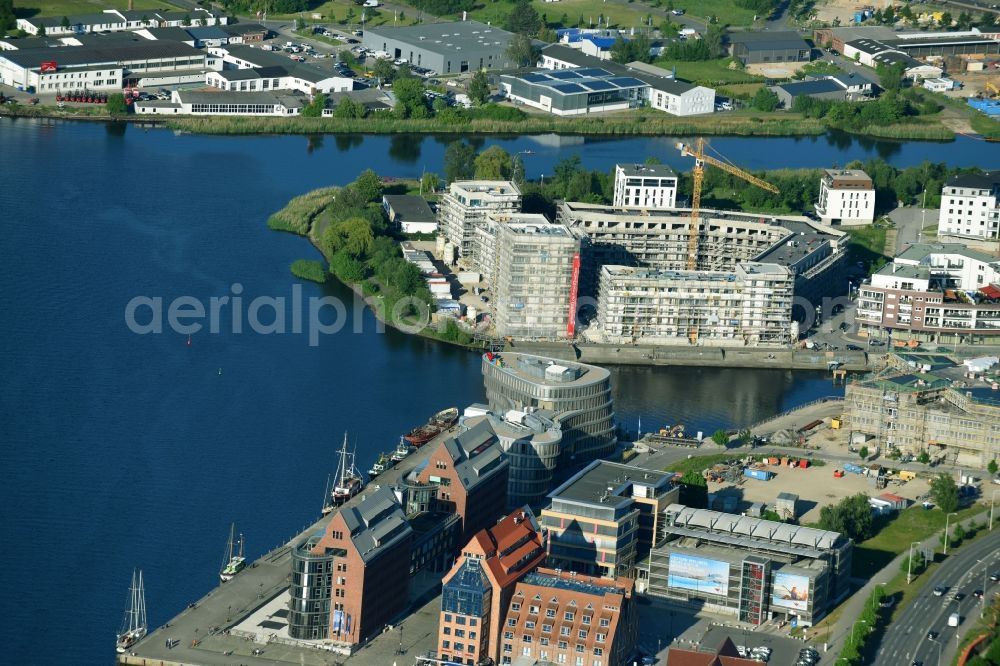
[667,638,761,666]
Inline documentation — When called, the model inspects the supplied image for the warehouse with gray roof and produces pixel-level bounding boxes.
[362,20,518,74]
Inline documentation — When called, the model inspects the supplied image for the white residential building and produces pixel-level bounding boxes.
[438,181,521,261]
[134,89,307,116]
[595,263,794,346]
[16,9,225,36]
[938,171,1000,240]
[814,169,875,226]
[613,163,678,209]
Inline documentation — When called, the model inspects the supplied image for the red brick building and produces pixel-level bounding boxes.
[288,485,413,646]
[438,507,548,665]
[416,418,509,542]
[498,568,638,666]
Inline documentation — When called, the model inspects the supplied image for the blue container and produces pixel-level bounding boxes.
[744,468,772,481]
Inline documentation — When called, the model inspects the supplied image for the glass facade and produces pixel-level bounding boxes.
[442,558,490,617]
[288,537,335,640]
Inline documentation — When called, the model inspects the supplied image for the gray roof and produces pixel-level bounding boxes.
[549,459,673,507]
[730,30,810,50]
[186,26,229,40]
[871,50,924,69]
[340,485,413,563]
[383,194,435,223]
[773,78,844,97]
[502,67,648,98]
[542,44,603,68]
[0,39,202,68]
[176,89,308,108]
[328,87,395,110]
[143,27,195,42]
[665,504,844,550]
[440,419,507,492]
[845,37,899,55]
[875,263,929,280]
[218,45,347,83]
[895,242,1000,265]
[363,20,517,52]
[945,170,1000,190]
[820,26,897,42]
[26,13,122,28]
[219,23,269,36]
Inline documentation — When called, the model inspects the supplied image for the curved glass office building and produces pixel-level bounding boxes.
[481,352,616,465]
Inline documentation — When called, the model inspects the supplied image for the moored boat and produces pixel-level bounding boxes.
[116,569,147,654]
[368,452,393,477]
[323,433,365,513]
[403,407,458,446]
[391,437,414,462]
[219,523,246,583]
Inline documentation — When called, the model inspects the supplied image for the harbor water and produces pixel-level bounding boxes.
[2,119,993,664]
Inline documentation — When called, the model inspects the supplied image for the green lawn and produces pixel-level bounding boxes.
[650,58,765,86]
[13,0,181,18]
[851,503,989,576]
[470,0,657,30]
[664,453,740,476]
[846,225,889,274]
[274,0,420,27]
[668,0,759,26]
[970,112,1000,140]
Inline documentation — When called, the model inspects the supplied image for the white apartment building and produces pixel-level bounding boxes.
[938,171,1000,240]
[814,169,875,226]
[438,181,521,262]
[16,9,225,36]
[488,220,581,340]
[855,243,1000,341]
[613,163,678,209]
[595,263,793,346]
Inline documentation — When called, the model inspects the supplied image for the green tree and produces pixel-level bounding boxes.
[0,0,15,32]
[444,141,476,183]
[751,87,779,111]
[505,33,540,68]
[989,459,998,475]
[901,549,924,575]
[952,522,966,544]
[60,16,71,30]
[182,14,192,26]
[876,61,906,93]
[353,169,383,203]
[373,58,395,83]
[677,469,708,508]
[711,429,729,446]
[392,77,427,118]
[474,145,514,180]
[859,446,869,460]
[930,472,960,513]
[330,249,366,283]
[468,70,490,105]
[918,450,931,465]
[301,93,327,117]
[346,6,356,23]
[37,23,46,36]
[106,93,128,117]
[420,172,440,194]
[704,22,725,58]
[505,0,542,35]
[333,96,365,119]
[940,11,953,26]
[738,430,753,446]
[818,493,874,541]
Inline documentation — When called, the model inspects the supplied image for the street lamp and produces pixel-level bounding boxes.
[990,489,998,532]
[907,541,922,584]
[943,512,959,555]
[851,619,868,644]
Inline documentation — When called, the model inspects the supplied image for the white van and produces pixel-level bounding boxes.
[363,0,379,6]
[948,613,960,627]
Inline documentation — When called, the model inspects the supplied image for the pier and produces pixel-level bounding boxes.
[119,425,459,666]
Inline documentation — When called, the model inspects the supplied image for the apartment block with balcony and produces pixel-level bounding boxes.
[594,263,793,347]
[855,243,1000,343]
[612,163,678,209]
[541,460,679,580]
[814,168,874,226]
[437,507,548,666]
[439,180,521,262]
[938,171,1000,240]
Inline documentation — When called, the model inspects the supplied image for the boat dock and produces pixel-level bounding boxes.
[118,422,460,666]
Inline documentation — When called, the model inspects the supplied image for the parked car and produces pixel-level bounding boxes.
[974,589,984,599]
[847,344,863,351]
[869,339,885,346]
[927,631,938,640]
[991,572,1000,582]
[953,592,966,602]
[671,8,685,14]
[933,586,947,596]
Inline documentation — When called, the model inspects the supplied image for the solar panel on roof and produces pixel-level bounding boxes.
[548,69,582,80]
[552,82,585,94]
[581,80,614,91]
[522,73,550,83]
[575,68,611,77]
[608,77,645,88]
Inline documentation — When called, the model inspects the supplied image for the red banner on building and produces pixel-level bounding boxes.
[40,61,58,73]
[567,253,581,338]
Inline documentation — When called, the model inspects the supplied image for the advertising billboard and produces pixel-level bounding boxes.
[667,553,730,596]
[771,572,810,611]
[40,61,58,73]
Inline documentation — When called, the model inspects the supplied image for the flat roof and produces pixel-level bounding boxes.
[540,44,698,93]
[503,67,647,97]
[730,30,810,50]
[774,79,844,96]
[452,180,521,195]
[617,163,677,178]
[483,352,609,388]
[1,39,201,68]
[895,242,1000,265]
[364,20,516,52]
[946,170,1000,190]
[549,459,672,507]
[664,504,846,551]
[383,194,435,222]
[176,89,307,107]
[875,263,929,280]
[824,168,872,182]
[521,569,627,598]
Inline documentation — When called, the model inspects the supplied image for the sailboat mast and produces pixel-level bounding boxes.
[336,432,348,484]
[137,569,146,631]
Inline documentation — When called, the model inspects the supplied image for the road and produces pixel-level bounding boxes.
[873,528,1000,666]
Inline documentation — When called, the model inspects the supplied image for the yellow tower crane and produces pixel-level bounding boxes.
[676,138,781,270]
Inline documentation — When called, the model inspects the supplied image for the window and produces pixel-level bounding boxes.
[508,619,517,627]
[560,627,571,636]
[564,612,575,621]
[525,622,535,630]
[443,641,450,649]
[582,615,591,625]
[578,630,587,639]
[504,631,514,640]
[456,616,467,625]
[558,641,568,649]
[512,603,521,611]
[542,624,552,633]
[523,636,532,643]
[444,627,451,635]
[599,619,609,628]
[456,629,466,638]
[596,633,606,642]
[454,643,464,651]
[546,609,556,618]
[523,647,532,657]
[530,605,539,614]
[445,614,453,623]
[575,644,584,653]
[470,619,477,627]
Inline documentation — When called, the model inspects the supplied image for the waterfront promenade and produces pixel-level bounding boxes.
[119,423,460,666]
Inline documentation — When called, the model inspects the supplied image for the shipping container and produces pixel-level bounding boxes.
[844,463,863,474]
[744,468,773,481]
[799,459,809,468]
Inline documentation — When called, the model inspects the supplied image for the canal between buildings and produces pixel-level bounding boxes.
[1,118,996,664]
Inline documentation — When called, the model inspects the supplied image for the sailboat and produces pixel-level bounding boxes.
[219,523,246,583]
[333,435,364,505]
[116,569,147,654]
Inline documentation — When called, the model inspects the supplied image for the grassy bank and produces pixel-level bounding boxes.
[267,187,339,235]
[290,259,328,283]
[164,110,828,137]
